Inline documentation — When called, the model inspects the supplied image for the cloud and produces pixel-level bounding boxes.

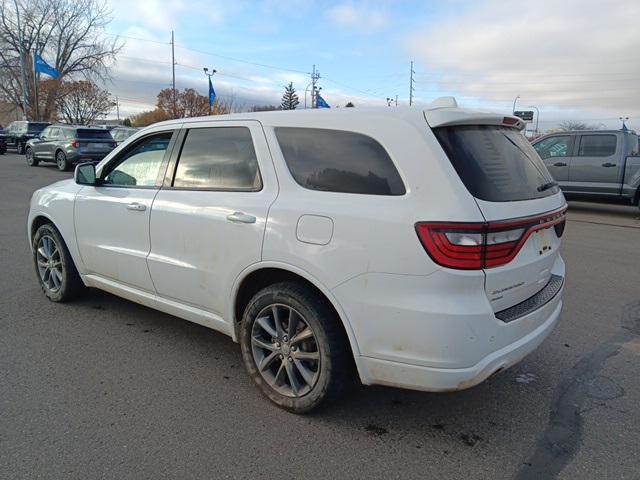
[405,0,640,120]
[327,3,387,32]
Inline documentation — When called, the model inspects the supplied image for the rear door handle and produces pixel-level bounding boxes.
[226,211,256,224]
[601,162,617,167]
[126,202,146,211]
[553,162,567,167]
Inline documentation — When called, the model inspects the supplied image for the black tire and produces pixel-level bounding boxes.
[16,141,24,154]
[55,150,70,171]
[32,223,85,302]
[25,147,39,166]
[240,281,353,413]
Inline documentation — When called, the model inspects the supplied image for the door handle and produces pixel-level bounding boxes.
[126,202,146,211]
[601,162,617,167]
[553,162,567,167]
[226,211,256,224]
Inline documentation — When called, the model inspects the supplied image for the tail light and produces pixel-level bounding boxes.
[71,139,80,148]
[415,207,567,270]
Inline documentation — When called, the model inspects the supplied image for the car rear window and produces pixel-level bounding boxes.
[27,123,49,133]
[274,127,405,195]
[76,129,113,139]
[433,125,558,202]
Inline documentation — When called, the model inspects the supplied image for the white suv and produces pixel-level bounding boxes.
[28,99,567,412]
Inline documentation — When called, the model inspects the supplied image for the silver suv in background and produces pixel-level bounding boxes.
[533,129,640,209]
[25,125,117,171]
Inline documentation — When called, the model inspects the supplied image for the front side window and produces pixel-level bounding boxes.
[533,136,572,159]
[578,135,616,157]
[173,127,261,190]
[102,132,173,187]
[274,127,405,195]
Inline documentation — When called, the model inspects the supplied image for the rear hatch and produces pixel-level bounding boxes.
[76,129,115,154]
[426,111,566,312]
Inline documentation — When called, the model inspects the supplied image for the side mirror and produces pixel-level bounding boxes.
[74,163,97,185]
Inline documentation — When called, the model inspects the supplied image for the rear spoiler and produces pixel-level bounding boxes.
[424,98,526,131]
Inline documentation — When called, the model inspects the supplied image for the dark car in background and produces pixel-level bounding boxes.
[25,125,116,171]
[110,126,138,145]
[4,121,51,154]
[0,125,6,155]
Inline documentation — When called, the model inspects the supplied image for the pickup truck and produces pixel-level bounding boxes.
[532,129,640,209]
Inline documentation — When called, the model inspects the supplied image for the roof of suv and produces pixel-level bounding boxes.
[146,103,525,131]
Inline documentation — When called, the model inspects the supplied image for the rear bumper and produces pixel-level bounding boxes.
[357,293,562,392]
[334,256,565,392]
[66,150,111,162]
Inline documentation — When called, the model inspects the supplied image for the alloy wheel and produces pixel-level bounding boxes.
[36,235,63,293]
[251,304,321,397]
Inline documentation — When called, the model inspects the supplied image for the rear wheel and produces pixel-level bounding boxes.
[240,282,353,413]
[25,147,39,166]
[32,223,84,302]
[56,150,69,171]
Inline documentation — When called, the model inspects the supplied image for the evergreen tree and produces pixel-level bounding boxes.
[281,82,299,110]
[345,102,355,107]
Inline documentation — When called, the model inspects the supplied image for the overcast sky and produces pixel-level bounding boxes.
[103,0,640,131]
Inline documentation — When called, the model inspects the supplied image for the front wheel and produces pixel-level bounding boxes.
[25,147,39,166]
[56,150,69,171]
[32,223,85,302]
[240,282,353,413]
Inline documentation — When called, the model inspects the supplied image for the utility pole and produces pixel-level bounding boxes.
[310,64,320,108]
[13,0,29,119]
[32,51,39,121]
[171,31,176,116]
[115,96,120,121]
[409,61,415,106]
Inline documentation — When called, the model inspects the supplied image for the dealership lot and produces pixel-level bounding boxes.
[1,152,639,479]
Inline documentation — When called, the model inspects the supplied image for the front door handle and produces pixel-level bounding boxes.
[553,162,567,167]
[126,202,146,211]
[601,162,617,167]
[227,211,256,224]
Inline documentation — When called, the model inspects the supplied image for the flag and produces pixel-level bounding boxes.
[316,93,330,108]
[208,77,216,107]
[34,54,59,79]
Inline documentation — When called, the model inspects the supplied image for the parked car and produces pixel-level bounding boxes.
[533,129,640,209]
[4,121,50,154]
[0,125,6,155]
[28,100,567,412]
[110,126,138,145]
[25,125,117,171]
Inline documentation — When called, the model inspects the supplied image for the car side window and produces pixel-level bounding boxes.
[172,127,261,190]
[102,131,173,187]
[533,136,572,160]
[40,127,52,138]
[275,127,406,195]
[578,135,617,157]
[47,128,60,139]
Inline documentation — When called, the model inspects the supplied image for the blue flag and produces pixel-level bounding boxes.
[208,77,216,107]
[34,54,59,79]
[316,93,330,108]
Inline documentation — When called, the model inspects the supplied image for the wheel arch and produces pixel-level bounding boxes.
[30,213,56,244]
[231,262,362,360]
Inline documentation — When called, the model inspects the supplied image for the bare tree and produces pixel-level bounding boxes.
[558,120,598,131]
[56,80,114,124]
[0,0,122,120]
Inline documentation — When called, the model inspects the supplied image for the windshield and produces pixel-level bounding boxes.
[433,125,559,202]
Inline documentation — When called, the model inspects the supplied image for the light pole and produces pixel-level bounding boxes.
[13,0,29,119]
[619,117,629,130]
[512,95,520,114]
[203,67,216,115]
[528,105,539,135]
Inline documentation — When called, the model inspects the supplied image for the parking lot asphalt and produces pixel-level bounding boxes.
[1,152,639,480]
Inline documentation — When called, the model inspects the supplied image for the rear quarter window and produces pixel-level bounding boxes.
[274,127,405,195]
